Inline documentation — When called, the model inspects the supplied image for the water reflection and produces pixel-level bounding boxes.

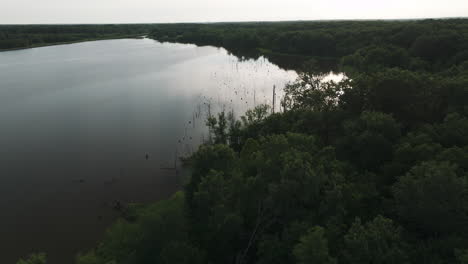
[180,41,341,73]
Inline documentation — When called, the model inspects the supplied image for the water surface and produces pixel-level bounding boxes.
[0,38,298,263]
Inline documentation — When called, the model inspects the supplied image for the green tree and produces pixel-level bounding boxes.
[435,113,468,147]
[392,161,468,235]
[336,111,400,171]
[343,216,409,264]
[16,254,47,264]
[206,111,229,144]
[282,70,348,111]
[456,249,468,264]
[160,241,205,264]
[293,226,336,264]
[241,104,271,126]
[77,192,200,264]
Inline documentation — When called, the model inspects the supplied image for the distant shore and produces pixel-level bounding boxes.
[0,34,146,52]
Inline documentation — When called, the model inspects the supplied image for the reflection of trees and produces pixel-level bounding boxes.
[227,48,340,73]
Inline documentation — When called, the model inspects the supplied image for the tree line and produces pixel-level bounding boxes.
[0,24,154,50]
[150,19,468,72]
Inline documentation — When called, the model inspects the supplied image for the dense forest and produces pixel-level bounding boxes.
[150,19,468,72]
[0,24,153,50]
[15,19,468,264]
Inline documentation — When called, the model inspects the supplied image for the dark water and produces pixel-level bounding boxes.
[0,38,298,263]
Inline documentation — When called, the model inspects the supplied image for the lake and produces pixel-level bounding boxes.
[0,38,299,263]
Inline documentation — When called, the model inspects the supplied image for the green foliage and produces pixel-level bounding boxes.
[206,111,229,144]
[241,104,271,126]
[182,132,350,263]
[282,75,347,112]
[456,249,468,264]
[76,192,205,264]
[337,111,401,171]
[160,241,205,264]
[207,105,271,148]
[434,113,468,147]
[344,68,447,124]
[341,45,410,72]
[76,251,109,264]
[343,216,409,264]
[392,161,468,235]
[293,226,336,264]
[16,254,47,264]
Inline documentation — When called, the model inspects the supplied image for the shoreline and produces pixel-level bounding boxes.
[0,34,146,52]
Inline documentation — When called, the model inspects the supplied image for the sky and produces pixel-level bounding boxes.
[1,0,468,24]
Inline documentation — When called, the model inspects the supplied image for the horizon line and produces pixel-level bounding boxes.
[1,16,468,26]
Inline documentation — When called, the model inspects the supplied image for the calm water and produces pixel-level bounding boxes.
[0,38,298,263]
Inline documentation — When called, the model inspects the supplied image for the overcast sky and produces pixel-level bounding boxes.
[1,0,468,24]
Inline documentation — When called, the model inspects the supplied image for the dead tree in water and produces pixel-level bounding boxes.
[206,102,213,144]
[272,85,276,114]
[254,89,256,107]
